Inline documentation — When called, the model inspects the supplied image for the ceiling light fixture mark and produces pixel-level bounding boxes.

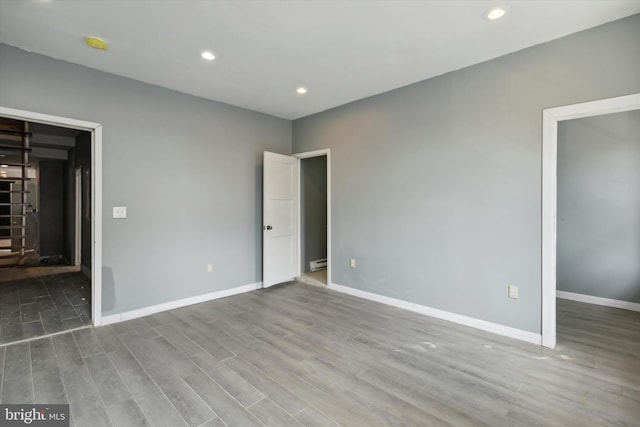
[85,36,108,51]
[296,87,308,94]
[201,51,216,61]
[485,5,510,20]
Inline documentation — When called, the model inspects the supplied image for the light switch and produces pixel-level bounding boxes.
[113,206,127,219]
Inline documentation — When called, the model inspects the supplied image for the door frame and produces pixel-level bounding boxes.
[0,106,104,326]
[541,93,640,349]
[74,166,82,266]
[294,149,331,286]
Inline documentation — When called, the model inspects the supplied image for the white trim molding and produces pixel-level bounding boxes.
[557,291,640,312]
[541,93,640,349]
[328,283,541,345]
[0,106,104,326]
[101,282,262,325]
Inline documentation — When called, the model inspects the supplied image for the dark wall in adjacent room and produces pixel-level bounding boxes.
[39,161,64,259]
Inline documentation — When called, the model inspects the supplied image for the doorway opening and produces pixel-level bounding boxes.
[297,154,328,286]
[0,106,102,345]
[295,149,330,287]
[262,149,330,288]
[554,109,640,369]
[541,93,640,349]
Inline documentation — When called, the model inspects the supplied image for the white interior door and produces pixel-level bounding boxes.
[263,151,298,288]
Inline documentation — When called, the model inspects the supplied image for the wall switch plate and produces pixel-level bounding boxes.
[113,206,127,219]
[350,258,356,268]
[508,285,519,299]
[207,264,213,273]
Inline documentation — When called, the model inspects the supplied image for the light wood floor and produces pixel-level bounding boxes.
[0,281,638,426]
[297,270,327,287]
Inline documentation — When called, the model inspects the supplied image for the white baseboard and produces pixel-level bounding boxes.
[101,282,263,325]
[557,291,640,312]
[328,283,542,345]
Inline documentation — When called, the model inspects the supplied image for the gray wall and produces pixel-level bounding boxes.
[557,110,640,303]
[292,14,640,334]
[301,156,327,272]
[0,43,291,315]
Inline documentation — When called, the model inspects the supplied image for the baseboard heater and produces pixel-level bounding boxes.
[310,258,327,272]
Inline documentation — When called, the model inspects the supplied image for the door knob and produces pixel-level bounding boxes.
[264,225,273,230]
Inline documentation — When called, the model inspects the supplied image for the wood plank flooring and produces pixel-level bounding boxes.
[0,272,92,344]
[0,266,81,283]
[0,281,638,426]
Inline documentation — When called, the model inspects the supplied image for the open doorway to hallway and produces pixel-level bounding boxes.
[0,117,92,344]
[297,154,328,287]
[554,109,640,365]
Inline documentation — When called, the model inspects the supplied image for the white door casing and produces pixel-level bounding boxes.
[0,106,103,326]
[263,151,299,288]
[0,106,102,326]
[541,93,640,349]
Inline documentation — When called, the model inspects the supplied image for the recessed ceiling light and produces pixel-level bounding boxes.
[0,165,8,168]
[296,87,307,94]
[201,51,216,61]
[85,36,108,51]
[485,5,510,20]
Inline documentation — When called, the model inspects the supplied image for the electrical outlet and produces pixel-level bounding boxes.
[508,285,519,299]
[112,206,127,219]
[207,263,213,273]
[350,258,356,268]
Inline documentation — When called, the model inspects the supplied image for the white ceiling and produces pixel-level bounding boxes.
[1,1,639,120]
